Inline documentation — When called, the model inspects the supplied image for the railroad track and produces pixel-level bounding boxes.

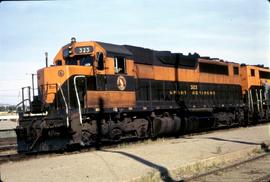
[0,153,24,164]
[185,152,270,182]
[0,136,17,153]
[0,144,16,151]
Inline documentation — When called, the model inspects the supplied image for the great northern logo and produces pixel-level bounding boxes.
[58,70,65,77]
[117,75,126,91]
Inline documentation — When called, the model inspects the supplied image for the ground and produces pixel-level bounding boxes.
[1,123,270,182]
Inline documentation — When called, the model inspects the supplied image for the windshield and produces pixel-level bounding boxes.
[65,55,94,66]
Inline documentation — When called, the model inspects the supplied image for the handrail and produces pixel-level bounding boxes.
[249,90,254,112]
[21,86,31,112]
[259,89,263,112]
[57,83,69,127]
[74,75,85,125]
[255,89,260,113]
[16,99,30,112]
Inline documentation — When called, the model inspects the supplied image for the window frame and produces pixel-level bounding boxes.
[114,56,126,74]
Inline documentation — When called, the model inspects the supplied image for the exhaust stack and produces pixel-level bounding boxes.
[45,52,48,67]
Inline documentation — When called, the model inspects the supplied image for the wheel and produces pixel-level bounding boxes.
[110,128,122,141]
[81,130,95,146]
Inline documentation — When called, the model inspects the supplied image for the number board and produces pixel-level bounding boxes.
[74,46,93,55]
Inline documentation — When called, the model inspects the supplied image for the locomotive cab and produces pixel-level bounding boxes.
[35,38,136,112]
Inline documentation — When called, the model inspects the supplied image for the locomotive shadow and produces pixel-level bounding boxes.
[205,137,262,146]
[101,149,180,182]
[205,137,270,151]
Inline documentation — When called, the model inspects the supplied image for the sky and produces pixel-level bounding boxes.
[0,0,269,104]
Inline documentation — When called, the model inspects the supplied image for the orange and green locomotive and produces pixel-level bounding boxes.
[15,38,270,153]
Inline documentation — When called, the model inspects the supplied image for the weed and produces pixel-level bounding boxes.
[215,146,222,154]
[134,170,161,182]
[251,148,262,154]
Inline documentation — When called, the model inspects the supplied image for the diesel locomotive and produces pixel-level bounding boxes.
[15,38,270,153]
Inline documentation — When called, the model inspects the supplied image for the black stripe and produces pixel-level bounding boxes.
[135,78,243,108]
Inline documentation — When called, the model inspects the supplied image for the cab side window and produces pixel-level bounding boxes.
[251,69,255,77]
[233,66,239,75]
[56,60,62,65]
[114,57,126,74]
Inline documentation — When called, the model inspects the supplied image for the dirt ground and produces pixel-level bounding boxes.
[1,123,270,182]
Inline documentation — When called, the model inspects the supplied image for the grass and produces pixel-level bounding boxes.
[115,137,169,149]
[133,159,226,182]
[172,160,224,180]
[0,112,9,116]
[251,148,262,154]
[133,170,161,182]
[0,111,18,116]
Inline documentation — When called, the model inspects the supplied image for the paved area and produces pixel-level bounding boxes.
[0,120,18,130]
[1,123,270,182]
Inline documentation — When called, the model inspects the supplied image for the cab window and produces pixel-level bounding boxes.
[65,56,93,66]
[251,69,255,77]
[80,56,93,66]
[66,59,77,65]
[114,57,126,74]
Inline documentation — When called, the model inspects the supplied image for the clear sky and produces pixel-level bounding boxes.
[0,0,269,104]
